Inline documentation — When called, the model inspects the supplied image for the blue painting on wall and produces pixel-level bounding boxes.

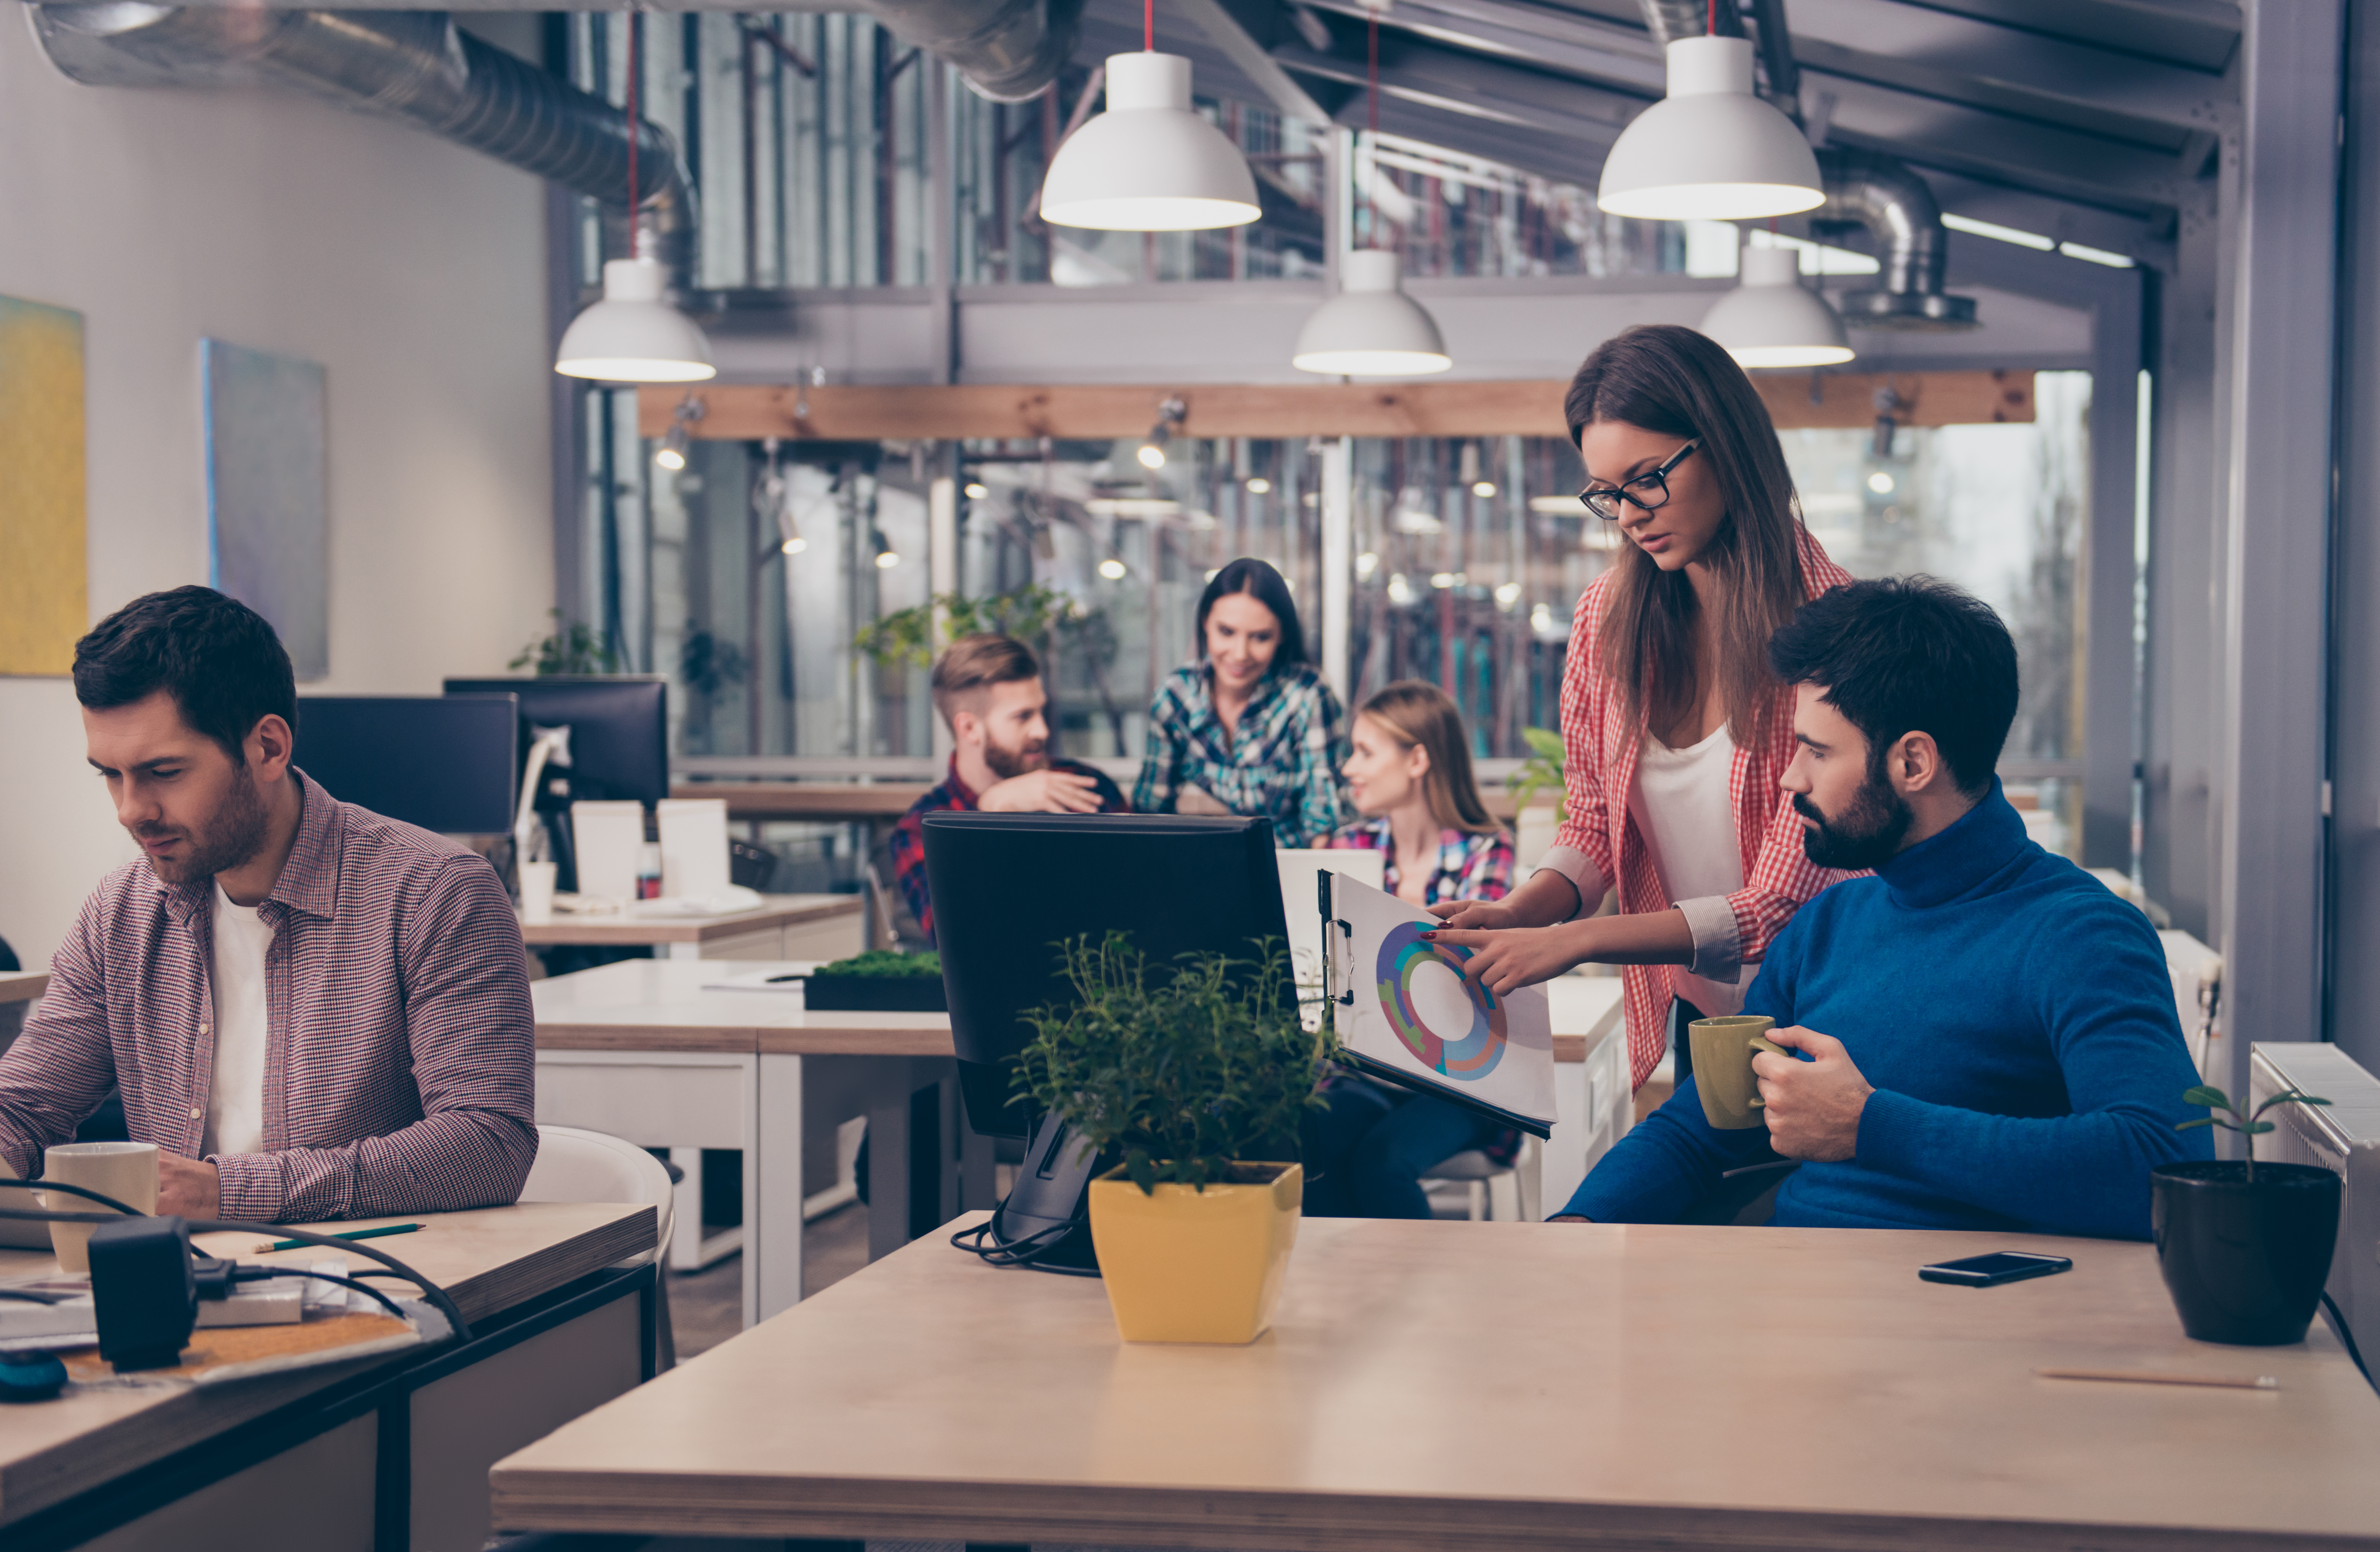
[204,339,328,679]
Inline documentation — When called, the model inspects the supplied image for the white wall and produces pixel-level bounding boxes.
[0,16,555,969]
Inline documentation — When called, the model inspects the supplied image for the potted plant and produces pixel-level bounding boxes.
[802,949,945,1013]
[1012,932,1336,1344]
[2153,1084,2340,1346]
[1504,727,1566,871]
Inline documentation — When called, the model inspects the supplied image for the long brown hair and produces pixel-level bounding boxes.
[1359,681,1501,836]
[1564,324,1808,750]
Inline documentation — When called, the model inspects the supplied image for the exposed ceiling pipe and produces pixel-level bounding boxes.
[1627,0,1974,331]
[863,0,1085,101]
[29,5,695,270]
[1816,147,1978,329]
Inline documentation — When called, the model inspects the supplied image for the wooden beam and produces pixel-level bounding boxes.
[640,371,2033,442]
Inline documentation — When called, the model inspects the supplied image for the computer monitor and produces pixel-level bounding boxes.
[921,812,1291,1139]
[441,676,669,804]
[296,695,518,834]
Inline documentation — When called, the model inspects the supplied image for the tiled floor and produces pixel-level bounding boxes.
[666,1199,872,1359]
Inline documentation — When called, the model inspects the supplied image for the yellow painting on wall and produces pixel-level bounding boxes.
[0,295,88,676]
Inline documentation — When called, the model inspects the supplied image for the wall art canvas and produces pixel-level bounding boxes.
[205,339,328,679]
[0,295,89,676]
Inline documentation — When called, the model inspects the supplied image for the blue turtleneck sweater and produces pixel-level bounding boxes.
[1564,784,2210,1239]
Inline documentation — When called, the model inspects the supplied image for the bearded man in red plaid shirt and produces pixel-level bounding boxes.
[0,588,537,1223]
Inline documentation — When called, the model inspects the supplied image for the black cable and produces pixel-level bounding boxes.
[0,1186,471,1343]
[2322,1288,2369,1387]
[0,1290,69,1305]
[948,1216,1100,1277]
[0,1179,148,1217]
[232,1266,410,1325]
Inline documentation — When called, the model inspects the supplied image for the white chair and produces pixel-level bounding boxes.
[518,1124,679,1367]
[1421,1133,1543,1222]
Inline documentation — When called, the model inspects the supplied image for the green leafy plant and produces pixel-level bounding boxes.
[510,610,621,675]
[1012,933,1338,1195]
[1505,726,1568,821]
[2178,1085,2331,1184]
[812,949,941,979]
[854,584,1081,669]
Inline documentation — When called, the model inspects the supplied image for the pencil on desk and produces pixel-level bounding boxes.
[2036,1367,2277,1390]
[261,1222,425,1253]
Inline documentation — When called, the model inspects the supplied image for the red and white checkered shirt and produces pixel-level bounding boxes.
[0,770,538,1222]
[1537,526,1859,1092]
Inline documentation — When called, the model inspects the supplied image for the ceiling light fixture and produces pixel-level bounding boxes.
[1038,7,1259,234]
[1701,244,1854,369]
[872,529,900,569]
[1294,9,1452,378]
[556,13,715,383]
[1246,476,1271,494]
[652,395,704,470]
[964,481,990,499]
[1596,34,1824,222]
[1098,556,1130,580]
[1138,395,1187,470]
[1472,480,1497,497]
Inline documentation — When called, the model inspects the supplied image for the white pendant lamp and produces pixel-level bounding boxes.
[1598,36,1824,222]
[1039,52,1261,231]
[557,256,717,382]
[555,12,714,384]
[1293,250,1451,376]
[1702,244,1853,369]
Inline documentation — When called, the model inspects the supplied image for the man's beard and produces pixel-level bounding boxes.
[1793,768,1913,871]
[137,767,270,885]
[982,736,1050,783]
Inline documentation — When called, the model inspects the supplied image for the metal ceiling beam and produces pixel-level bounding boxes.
[1908,0,2240,73]
[1168,0,1333,124]
[1273,37,1634,143]
[1294,0,1664,94]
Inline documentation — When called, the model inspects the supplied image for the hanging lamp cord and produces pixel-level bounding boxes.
[1144,0,1153,52]
[1363,7,1379,248]
[625,9,641,257]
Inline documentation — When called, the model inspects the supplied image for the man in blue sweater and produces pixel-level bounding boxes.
[1556,577,2209,1238]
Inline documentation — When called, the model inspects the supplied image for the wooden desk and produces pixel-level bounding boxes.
[4,1201,656,1552]
[519,891,862,961]
[493,1216,2380,1550]
[672,781,929,821]
[533,959,1627,1327]
[0,971,48,1006]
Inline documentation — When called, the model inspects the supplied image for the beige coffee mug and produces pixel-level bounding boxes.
[1689,1016,1790,1131]
[520,860,559,925]
[44,1141,159,1274]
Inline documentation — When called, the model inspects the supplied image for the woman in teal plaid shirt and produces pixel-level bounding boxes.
[1132,558,1351,849]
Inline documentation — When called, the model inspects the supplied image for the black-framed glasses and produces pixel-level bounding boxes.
[1578,438,1701,521]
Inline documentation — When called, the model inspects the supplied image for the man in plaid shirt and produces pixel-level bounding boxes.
[887,634,1129,944]
[0,588,537,1223]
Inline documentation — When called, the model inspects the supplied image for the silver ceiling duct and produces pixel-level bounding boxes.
[1628,0,1975,330]
[866,0,1084,102]
[1816,148,1978,330]
[30,5,694,265]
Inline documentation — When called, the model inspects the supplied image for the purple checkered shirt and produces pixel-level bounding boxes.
[0,770,538,1222]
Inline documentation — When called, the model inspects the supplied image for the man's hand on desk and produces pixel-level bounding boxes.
[158,1152,221,1218]
[977,769,1105,814]
[1751,1027,1871,1163]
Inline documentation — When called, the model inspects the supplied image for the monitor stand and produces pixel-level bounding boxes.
[990,1112,1102,1273]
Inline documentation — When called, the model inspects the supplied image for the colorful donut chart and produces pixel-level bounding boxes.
[1374,920,1506,1081]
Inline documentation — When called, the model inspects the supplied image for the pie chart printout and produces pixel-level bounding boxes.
[1375,919,1507,1081]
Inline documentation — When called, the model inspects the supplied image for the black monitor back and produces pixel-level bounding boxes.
[442,676,669,804]
[297,695,518,834]
[922,811,1289,1138]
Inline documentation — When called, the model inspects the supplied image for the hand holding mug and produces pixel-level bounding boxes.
[1751,1026,1872,1162]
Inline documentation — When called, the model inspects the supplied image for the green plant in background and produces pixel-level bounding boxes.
[510,609,621,675]
[1506,726,1568,821]
[812,949,942,979]
[1013,933,1337,1195]
[854,583,1083,669]
[2178,1084,2331,1183]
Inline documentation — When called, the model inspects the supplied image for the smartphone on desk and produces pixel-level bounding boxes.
[1919,1251,2073,1287]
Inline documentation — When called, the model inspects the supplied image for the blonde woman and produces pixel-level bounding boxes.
[1303,682,1515,1218]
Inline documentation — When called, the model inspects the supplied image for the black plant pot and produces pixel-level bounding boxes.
[801,974,947,1013]
[2151,1162,2341,1346]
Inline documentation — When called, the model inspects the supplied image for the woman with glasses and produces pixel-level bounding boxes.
[1425,323,1855,1096]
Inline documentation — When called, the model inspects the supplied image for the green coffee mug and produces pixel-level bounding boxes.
[1689,1015,1788,1130]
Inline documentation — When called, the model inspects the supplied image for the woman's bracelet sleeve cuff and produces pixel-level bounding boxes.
[1535,846,1605,916]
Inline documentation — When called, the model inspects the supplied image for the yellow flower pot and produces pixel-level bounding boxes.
[1086,1162,1303,1344]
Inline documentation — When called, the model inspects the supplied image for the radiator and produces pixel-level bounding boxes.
[2248,1042,2380,1363]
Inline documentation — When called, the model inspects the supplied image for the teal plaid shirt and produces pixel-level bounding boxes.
[1133,662,1351,848]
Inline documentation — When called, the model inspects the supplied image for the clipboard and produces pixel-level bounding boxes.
[1320,871,1559,1138]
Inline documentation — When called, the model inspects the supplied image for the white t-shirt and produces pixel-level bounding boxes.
[1628,724,1754,1017]
[204,883,274,1158]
